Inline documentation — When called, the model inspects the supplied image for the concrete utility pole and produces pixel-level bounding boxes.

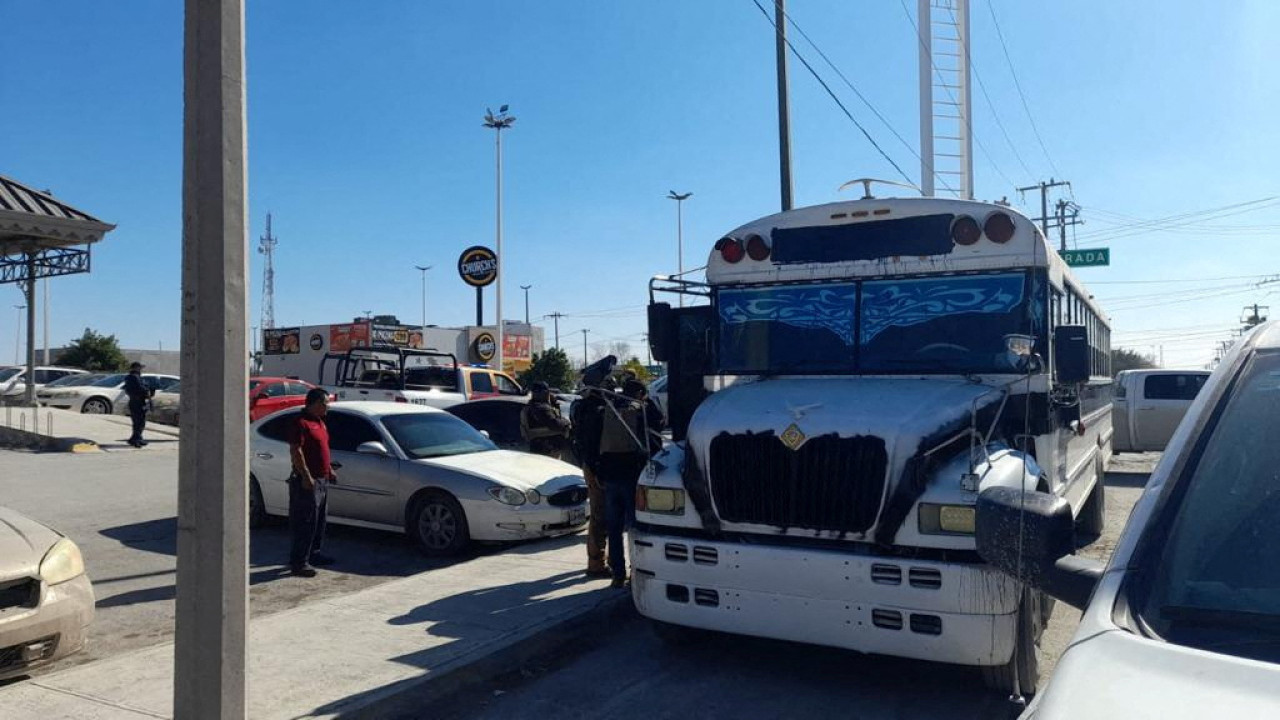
[666,191,692,307]
[581,328,590,368]
[520,284,532,324]
[415,265,432,331]
[545,312,564,350]
[484,105,515,372]
[1242,304,1269,328]
[1054,200,1084,253]
[774,0,793,210]
[176,0,249,717]
[1017,179,1071,238]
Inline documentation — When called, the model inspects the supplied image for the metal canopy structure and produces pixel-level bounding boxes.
[0,174,115,404]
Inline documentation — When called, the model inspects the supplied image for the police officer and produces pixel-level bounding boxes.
[572,379,611,578]
[596,378,653,588]
[520,381,571,459]
[123,362,152,448]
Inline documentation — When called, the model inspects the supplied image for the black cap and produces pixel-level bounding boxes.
[129,362,144,371]
[530,381,550,395]
[622,379,646,399]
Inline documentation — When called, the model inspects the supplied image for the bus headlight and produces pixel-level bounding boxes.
[918,503,976,535]
[637,486,686,515]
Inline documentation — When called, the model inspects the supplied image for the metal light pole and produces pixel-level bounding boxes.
[415,265,432,332]
[519,285,532,324]
[13,305,24,365]
[666,191,692,307]
[484,105,515,372]
[42,280,49,365]
[581,328,590,368]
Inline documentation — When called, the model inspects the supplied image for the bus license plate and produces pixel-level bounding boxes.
[567,507,587,526]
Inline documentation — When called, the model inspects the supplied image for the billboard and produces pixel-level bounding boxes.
[264,327,300,355]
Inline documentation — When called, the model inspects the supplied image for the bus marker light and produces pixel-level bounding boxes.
[718,237,745,263]
[951,215,981,246]
[746,234,771,261]
[984,211,1016,244]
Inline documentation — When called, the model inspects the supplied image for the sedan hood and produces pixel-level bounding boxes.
[1033,629,1280,719]
[0,506,61,578]
[419,450,584,493]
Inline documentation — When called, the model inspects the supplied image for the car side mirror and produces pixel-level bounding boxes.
[975,487,1104,609]
[479,430,491,440]
[356,441,390,457]
[1053,325,1091,385]
[251,393,264,405]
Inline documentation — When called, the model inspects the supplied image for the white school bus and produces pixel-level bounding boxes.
[636,190,1113,695]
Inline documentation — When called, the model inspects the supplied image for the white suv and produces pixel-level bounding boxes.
[977,321,1280,717]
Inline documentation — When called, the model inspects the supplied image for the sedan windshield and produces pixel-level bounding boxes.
[92,374,127,387]
[382,413,497,459]
[46,373,101,388]
[1138,350,1280,662]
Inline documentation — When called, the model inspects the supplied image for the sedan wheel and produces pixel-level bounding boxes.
[409,492,470,556]
[82,397,111,414]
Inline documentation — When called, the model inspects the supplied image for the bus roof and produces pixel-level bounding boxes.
[702,196,1108,323]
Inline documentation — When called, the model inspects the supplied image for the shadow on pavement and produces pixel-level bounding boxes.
[1105,471,1150,489]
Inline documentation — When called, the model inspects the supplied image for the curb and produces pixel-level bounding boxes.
[342,590,635,720]
[0,426,100,453]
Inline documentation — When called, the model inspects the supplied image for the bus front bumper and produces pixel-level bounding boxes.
[630,529,1021,667]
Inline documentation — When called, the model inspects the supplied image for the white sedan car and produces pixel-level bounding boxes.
[0,506,94,680]
[977,320,1280,717]
[249,402,589,555]
[38,372,179,414]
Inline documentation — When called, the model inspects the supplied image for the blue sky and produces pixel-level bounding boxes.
[3,0,1278,368]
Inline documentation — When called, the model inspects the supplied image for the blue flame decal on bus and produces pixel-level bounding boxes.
[860,274,1024,344]
[719,283,859,346]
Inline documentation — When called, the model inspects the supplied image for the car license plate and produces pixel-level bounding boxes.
[567,507,587,526]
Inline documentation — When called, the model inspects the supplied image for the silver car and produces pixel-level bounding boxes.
[248,402,589,556]
[0,507,94,680]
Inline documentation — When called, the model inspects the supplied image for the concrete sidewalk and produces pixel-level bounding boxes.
[0,542,622,718]
[0,407,178,452]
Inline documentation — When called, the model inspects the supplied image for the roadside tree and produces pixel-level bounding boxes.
[1111,348,1157,373]
[519,347,576,391]
[59,328,129,371]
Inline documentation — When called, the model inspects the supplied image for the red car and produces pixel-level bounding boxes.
[249,377,325,422]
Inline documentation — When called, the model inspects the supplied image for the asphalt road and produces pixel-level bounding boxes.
[0,446,531,683]
[435,454,1159,720]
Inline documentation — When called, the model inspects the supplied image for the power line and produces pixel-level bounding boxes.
[984,0,1061,177]
[749,0,917,187]
[897,0,1017,189]
[771,1,949,193]
[1072,197,1280,244]
[1091,273,1277,285]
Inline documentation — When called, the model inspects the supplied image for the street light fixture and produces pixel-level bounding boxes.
[484,105,516,371]
[519,284,532,324]
[415,265,432,334]
[666,191,692,307]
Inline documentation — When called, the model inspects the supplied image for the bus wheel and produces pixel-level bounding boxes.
[1076,474,1106,541]
[982,590,1041,698]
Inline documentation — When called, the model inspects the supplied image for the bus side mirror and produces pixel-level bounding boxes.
[1054,325,1090,385]
[648,302,675,362]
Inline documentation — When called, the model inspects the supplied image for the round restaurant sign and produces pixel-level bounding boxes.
[473,332,497,362]
[457,246,498,287]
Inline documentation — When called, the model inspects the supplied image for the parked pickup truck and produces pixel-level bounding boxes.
[1111,368,1210,453]
[320,346,527,409]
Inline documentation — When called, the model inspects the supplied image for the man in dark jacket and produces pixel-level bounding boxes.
[571,379,610,578]
[520,381,571,459]
[596,378,656,588]
[123,362,152,448]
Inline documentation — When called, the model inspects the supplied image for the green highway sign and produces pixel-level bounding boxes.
[1060,247,1110,267]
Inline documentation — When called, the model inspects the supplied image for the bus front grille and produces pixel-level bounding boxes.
[707,432,888,534]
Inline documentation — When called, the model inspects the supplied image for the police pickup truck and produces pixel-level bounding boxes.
[320,346,527,409]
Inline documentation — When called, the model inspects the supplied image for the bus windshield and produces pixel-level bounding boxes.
[717,271,1044,375]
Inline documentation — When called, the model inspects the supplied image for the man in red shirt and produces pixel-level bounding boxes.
[287,388,339,577]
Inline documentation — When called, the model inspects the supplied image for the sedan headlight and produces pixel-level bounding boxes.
[487,486,527,506]
[918,503,976,535]
[526,489,541,505]
[39,537,86,585]
[637,486,685,515]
